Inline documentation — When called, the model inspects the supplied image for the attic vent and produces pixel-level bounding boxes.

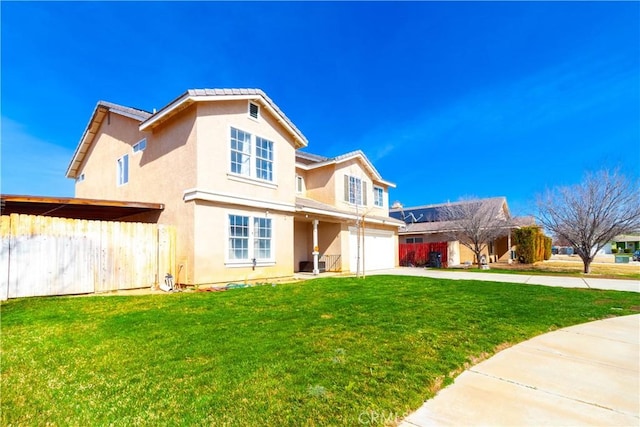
[249,102,259,119]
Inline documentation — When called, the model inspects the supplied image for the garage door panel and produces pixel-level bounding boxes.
[349,228,395,272]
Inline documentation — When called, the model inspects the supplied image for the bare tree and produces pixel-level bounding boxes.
[536,170,640,274]
[440,198,511,268]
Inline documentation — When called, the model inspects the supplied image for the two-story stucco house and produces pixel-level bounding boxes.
[66,89,403,286]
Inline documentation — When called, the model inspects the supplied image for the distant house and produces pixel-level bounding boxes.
[66,88,403,286]
[607,234,640,254]
[390,197,536,266]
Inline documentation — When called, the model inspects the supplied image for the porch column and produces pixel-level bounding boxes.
[312,220,320,275]
[508,230,513,264]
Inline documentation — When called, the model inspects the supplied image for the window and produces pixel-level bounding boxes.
[133,138,147,153]
[229,215,249,260]
[249,102,259,119]
[117,154,129,186]
[228,214,273,262]
[229,127,275,183]
[255,137,273,181]
[296,175,304,193]
[344,175,367,205]
[374,186,384,207]
[406,237,424,244]
[254,217,272,259]
[76,173,85,183]
[230,128,251,176]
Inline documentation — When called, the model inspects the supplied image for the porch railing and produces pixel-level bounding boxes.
[320,254,342,272]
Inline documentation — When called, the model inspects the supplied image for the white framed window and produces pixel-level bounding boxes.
[229,127,275,183]
[227,214,273,263]
[374,186,384,207]
[117,154,129,186]
[229,215,250,260]
[344,175,367,206]
[296,175,304,193]
[249,102,260,119]
[133,138,147,153]
[255,137,274,181]
[230,128,251,176]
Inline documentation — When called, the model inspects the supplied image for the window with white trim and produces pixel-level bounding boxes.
[229,215,249,260]
[374,186,384,207]
[296,175,304,193]
[117,154,129,186]
[133,138,147,153]
[255,137,273,181]
[228,214,273,262]
[230,128,251,176]
[229,127,275,183]
[344,175,367,205]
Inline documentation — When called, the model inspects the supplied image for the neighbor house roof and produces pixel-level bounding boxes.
[296,150,396,188]
[66,101,152,179]
[139,88,308,148]
[389,197,508,224]
[67,89,308,179]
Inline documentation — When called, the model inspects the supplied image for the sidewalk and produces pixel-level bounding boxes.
[370,267,640,293]
[398,314,640,426]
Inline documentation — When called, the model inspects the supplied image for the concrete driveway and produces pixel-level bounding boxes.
[399,314,640,426]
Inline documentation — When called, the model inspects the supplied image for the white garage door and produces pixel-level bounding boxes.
[349,227,396,273]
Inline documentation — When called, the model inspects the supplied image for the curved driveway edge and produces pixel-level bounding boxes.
[370,267,640,293]
[399,314,640,427]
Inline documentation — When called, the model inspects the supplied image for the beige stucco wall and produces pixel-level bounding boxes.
[193,201,294,285]
[74,109,198,281]
[195,101,297,205]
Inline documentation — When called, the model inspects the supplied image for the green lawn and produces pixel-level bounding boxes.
[2,276,639,426]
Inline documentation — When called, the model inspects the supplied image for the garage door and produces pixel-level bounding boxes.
[349,227,396,273]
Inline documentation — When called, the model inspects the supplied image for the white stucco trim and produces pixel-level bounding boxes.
[295,205,402,227]
[183,188,296,213]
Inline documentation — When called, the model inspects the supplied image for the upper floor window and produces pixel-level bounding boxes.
[133,138,147,153]
[249,102,259,119]
[374,186,384,207]
[117,154,129,186]
[230,128,252,176]
[76,173,85,183]
[344,175,367,206]
[296,175,304,193]
[255,137,273,181]
[229,127,274,183]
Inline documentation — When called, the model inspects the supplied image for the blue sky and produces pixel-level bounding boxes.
[2,1,638,216]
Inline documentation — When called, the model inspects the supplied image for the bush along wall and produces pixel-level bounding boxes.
[514,226,551,263]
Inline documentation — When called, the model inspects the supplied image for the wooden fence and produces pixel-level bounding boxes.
[399,242,448,268]
[0,214,176,300]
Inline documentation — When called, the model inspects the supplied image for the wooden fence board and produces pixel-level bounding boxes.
[0,214,175,299]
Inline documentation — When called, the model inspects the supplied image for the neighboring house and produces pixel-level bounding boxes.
[66,88,403,286]
[389,198,535,266]
[607,234,640,254]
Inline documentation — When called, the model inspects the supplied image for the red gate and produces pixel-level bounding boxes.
[399,242,448,268]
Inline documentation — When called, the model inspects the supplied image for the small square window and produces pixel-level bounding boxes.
[133,138,147,153]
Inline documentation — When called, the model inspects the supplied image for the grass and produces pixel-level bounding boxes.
[2,275,639,426]
[456,259,640,280]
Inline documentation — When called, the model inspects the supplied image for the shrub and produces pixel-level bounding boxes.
[514,226,552,263]
[612,248,618,254]
[624,248,632,254]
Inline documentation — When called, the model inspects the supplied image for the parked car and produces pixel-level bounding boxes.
[633,250,640,261]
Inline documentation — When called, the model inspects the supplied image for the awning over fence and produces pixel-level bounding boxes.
[1,195,164,221]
